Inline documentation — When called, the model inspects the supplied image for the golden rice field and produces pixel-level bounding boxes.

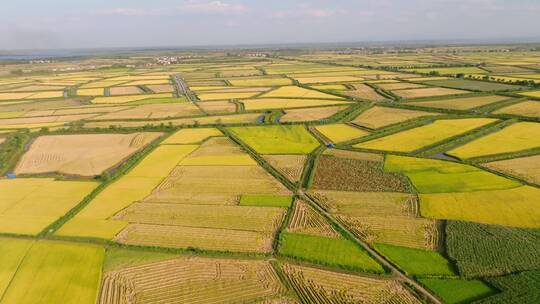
[493,100,540,117]
[279,105,347,122]
[92,103,202,120]
[447,122,540,159]
[262,154,306,182]
[314,123,369,143]
[407,95,510,110]
[196,91,260,101]
[352,106,438,129]
[355,118,496,152]
[341,83,387,101]
[392,87,468,98]
[162,127,223,144]
[242,98,351,111]
[91,93,173,104]
[260,86,344,99]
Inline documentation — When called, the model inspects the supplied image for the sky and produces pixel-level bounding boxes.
[1,0,539,50]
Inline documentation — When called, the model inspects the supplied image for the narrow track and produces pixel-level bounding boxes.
[298,190,444,304]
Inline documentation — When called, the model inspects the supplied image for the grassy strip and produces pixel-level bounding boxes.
[0,131,30,175]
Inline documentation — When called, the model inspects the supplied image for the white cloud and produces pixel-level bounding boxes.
[97,7,147,16]
[178,1,248,14]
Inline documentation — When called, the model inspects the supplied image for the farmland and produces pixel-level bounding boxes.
[0,45,539,303]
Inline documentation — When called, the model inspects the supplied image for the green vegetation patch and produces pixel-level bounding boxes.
[373,243,455,277]
[423,79,524,92]
[103,248,177,272]
[228,125,320,154]
[279,232,384,273]
[239,195,294,207]
[479,271,540,304]
[446,221,540,277]
[419,278,496,304]
[384,155,520,193]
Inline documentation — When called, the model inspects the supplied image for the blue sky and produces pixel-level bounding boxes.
[1,0,539,50]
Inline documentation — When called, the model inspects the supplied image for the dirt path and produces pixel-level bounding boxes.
[298,190,444,304]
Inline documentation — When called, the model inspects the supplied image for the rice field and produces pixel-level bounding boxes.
[407,95,510,110]
[241,98,351,111]
[228,125,320,154]
[279,105,347,122]
[493,100,540,117]
[447,122,540,159]
[355,118,496,152]
[262,154,306,182]
[392,87,469,99]
[260,86,344,99]
[483,154,540,184]
[341,83,387,101]
[314,123,369,143]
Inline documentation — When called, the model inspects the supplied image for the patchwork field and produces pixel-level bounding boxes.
[392,87,468,98]
[493,100,540,117]
[352,106,438,129]
[15,132,161,176]
[229,125,320,154]
[407,95,510,110]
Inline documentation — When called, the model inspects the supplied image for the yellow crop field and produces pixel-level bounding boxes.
[0,178,98,235]
[15,133,162,176]
[314,124,369,143]
[378,82,426,90]
[58,145,197,239]
[0,92,34,100]
[228,78,293,87]
[197,92,259,101]
[124,79,170,86]
[355,118,495,152]
[93,103,202,120]
[145,84,174,93]
[260,86,344,99]
[352,106,437,129]
[190,86,231,91]
[91,93,172,104]
[519,90,540,98]
[163,128,223,144]
[80,80,128,88]
[393,87,468,98]
[310,84,348,90]
[242,98,351,111]
[493,100,540,117]
[11,85,65,92]
[77,88,105,96]
[294,76,363,84]
[419,186,540,228]
[447,122,540,159]
[407,95,509,110]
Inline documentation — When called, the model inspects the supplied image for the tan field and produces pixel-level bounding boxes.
[109,86,142,96]
[145,84,175,93]
[280,106,346,122]
[15,132,162,176]
[393,87,468,98]
[342,83,386,101]
[483,155,540,184]
[92,103,203,120]
[408,95,510,110]
[352,106,438,129]
[493,100,540,117]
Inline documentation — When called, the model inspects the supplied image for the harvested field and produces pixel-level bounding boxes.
[84,113,261,128]
[229,125,320,154]
[220,69,263,77]
[0,113,99,129]
[114,202,285,233]
[197,100,236,113]
[312,155,412,192]
[15,132,162,176]
[422,79,523,92]
[279,232,384,272]
[392,87,468,99]
[196,92,260,101]
[352,106,437,129]
[145,84,174,93]
[1,241,104,304]
[407,95,510,110]
[314,123,369,143]
[288,200,341,237]
[447,122,540,159]
[446,221,540,277]
[242,98,351,111]
[355,118,496,152]
[262,154,306,182]
[115,224,274,252]
[493,100,540,117]
[294,76,363,84]
[99,257,286,304]
[260,86,343,99]
[378,82,426,90]
[163,128,222,144]
[197,87,271,94]
[80,80,129,89]
[0,178,98,235]
[109,86,142,96]
[483,154,540,184]
[310,190,437,249]
[281,263,420,304]
[92,103,202,120]
[341,83,386,101]
[280,105,346,122]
